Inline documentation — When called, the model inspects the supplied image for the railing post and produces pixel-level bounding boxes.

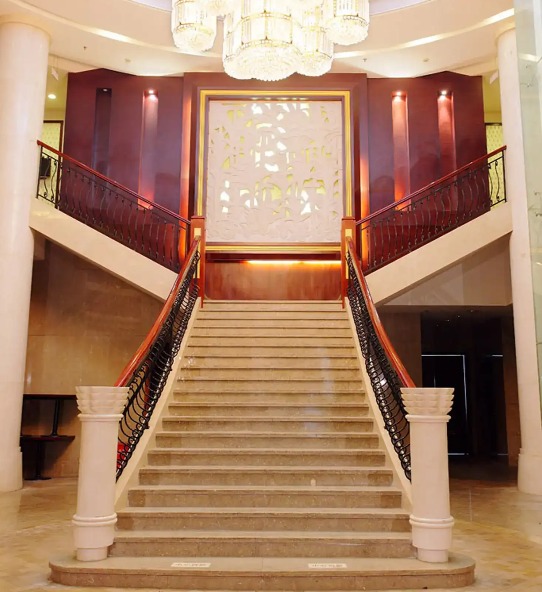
[190,216,206,307]
[72,386,129,561]
[341,217,356,308]
[401,387,455,563]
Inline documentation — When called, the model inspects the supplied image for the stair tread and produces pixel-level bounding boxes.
[130,485,400,493]
[157,430,375,435]
[168,402,369,408]
[114,530,410,540]
[150,447,384,453]
[118,507,408,516]
[162,417,372,423]
[140,465,391,472]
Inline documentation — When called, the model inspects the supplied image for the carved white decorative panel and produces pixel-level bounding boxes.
[205,100,344,243]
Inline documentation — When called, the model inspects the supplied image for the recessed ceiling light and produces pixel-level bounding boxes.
[47,93,57,100]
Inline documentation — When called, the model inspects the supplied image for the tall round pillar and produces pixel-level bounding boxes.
[0,18,49,492]
[497,27,542,495]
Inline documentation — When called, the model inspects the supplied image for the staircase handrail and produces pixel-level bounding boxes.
[115,237,201,479]
[37,140,189,224]
[345,237,413,479]
[356,146,507,228]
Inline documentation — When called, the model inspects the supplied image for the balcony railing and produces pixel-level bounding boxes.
[359,147,507,272]
[36,141,190,272]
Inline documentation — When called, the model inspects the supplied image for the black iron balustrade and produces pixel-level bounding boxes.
[115,240,200,479]
[346,240,412,480]
[359,146,507,273]
[36,141,190,272]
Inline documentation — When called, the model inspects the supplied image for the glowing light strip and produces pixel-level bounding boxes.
[246,260,341,266]
[335,9,515,59]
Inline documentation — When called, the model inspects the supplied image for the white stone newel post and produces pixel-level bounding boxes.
[401,387,455,563]
[72,386,129,561]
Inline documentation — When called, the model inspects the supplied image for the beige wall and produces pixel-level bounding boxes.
[22,241,162,478]
[384,238,512,308]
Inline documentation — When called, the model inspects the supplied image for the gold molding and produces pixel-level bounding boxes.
[206,243,341,254]
[195,89,353,218]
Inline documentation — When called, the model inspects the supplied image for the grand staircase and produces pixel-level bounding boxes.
[51,300,474,590]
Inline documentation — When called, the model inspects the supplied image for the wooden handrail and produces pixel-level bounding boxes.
[37,140,190,225]
[115,237,200,387]
[346,237,415,388]
[356,146,507,227]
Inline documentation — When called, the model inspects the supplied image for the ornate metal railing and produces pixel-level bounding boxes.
[359,146,507,272]
[345,238,413,480]
[115,239,200,479]
[36,141,190,272]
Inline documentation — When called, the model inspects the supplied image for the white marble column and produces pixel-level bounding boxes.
[0,18,49,492]
[402,387,454,563]
[497,27,542,495]
[73,386,128,561]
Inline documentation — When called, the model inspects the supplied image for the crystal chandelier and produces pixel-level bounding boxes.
[171,0,370,81]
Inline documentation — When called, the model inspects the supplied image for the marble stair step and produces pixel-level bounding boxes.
[147,448,386,467]
[175,379,364,393]
[193,319,351,329]
[201,300,344,312]
[180,355,359,369]
[198,310,348,320]
[127,485,402,509]
[154,431,380,449]
[178,367,362,380]
[116,507,410,533]
[166,402,370,417]
[184,345,357,357]
[50,553,476,591]
[191,327,353,337]
[172,391,366,403]
[110,529,413,559]
[138,465,394,487]
[160,417,374,433]
[188,335,355,347]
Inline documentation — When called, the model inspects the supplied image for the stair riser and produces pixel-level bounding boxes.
[160,419,373,433]
[184,346,356,358]
[110,538,412,559]
[155,434,380,449]
[116,514,410,533]
[173,392,365,403]
[166,404,370,418]
[181,357,359,369]
[198,311,347,320]
[201,302,344,312]
[191,328,353,338]
[127,491,402,509]
[188,337,354,347]
[138,469,394,487]
[147,451,386,467]
[193,319,351,328]
[175,382,364,393]
[179,368,362,380]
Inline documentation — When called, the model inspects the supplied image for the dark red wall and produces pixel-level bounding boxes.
[64,69,184,213]
[64,69,486,218]
[367,72,486,212]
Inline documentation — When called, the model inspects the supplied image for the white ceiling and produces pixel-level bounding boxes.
[0,0,514,79]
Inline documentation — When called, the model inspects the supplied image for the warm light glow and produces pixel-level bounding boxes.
[439,90,449,97]
[246,260,341,266]
[47,93,57,100]
[172,0,370,81]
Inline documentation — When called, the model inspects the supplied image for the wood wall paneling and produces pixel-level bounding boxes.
[206,261,341,301]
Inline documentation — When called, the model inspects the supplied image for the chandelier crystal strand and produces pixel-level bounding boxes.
[231,0,301,81]
[203,0,236,17]
[323,0,370,45]
[295,5,334,77]
[171,0,217,52]
[223,10,251,79]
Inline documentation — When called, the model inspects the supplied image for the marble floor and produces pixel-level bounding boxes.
[1,475,541,592]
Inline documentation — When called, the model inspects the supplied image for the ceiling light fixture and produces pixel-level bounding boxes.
[171,0,370,81]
